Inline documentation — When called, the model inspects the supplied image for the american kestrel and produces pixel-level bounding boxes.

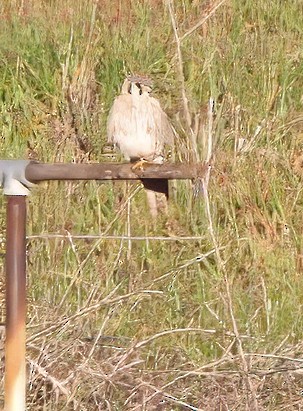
[107,75,175,217]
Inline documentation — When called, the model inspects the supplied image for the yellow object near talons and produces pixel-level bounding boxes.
[131,159,151,171]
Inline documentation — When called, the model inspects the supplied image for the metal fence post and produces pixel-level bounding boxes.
[5,195,27,411]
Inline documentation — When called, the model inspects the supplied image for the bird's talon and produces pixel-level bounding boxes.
[131,159,150,171]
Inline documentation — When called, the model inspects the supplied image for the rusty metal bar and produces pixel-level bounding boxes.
[5,196,27,411]
[25,162,207,182]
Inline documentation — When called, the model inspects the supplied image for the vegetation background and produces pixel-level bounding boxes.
[1,0,303,409]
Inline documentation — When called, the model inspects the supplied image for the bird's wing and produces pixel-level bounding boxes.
[107,95,132,144]
[148,97,175,146]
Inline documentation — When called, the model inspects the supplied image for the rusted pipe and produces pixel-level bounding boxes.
[25,162,208,182]
[5,196,27,411]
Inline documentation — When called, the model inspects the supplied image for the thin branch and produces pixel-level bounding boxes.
[134,328,255,350]
[28,359,79,408]
[180,0,227,42]
[202,101,259,409]
[202,177,259,410]
[28,289,163,343]
[145,247,219,288]
[26,234,207,241]
[167,0,198,161]
[130,340,236,410]
[55,185,140,310]
[245,353,303,363]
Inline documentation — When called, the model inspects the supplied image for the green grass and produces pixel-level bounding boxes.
[1,0,303,409]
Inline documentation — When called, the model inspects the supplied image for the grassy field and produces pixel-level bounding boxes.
[1,0,303,409]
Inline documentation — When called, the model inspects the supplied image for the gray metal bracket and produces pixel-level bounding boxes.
[0,160,35,196]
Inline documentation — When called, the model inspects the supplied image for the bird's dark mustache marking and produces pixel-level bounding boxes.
[127,82,143,95]
[136,83,143,95]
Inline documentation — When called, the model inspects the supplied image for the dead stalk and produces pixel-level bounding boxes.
[167,0,198,161]
[56,185,142,311]
[202,99,259,410]
[126,183,132,262]
[180,0,227,42]
[28,360,79,409]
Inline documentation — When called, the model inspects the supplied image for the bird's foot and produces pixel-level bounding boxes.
[131,159,152,171]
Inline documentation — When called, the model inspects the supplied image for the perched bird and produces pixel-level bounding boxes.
[107,75,175,217]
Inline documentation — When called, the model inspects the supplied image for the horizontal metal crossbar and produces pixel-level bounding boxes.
[25,162,208,182]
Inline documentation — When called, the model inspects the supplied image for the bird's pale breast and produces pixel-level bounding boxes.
[108,93,164,161]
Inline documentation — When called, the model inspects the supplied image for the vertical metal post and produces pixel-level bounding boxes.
[5,196,27,411]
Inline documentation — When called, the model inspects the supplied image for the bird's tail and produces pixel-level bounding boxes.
[141,179,169,198]
[142,179,169,218]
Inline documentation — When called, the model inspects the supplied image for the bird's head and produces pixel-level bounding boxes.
[121,75,153,96]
